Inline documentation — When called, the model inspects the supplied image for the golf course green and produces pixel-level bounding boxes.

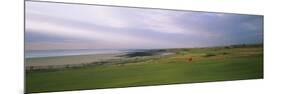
[25,44,263,93]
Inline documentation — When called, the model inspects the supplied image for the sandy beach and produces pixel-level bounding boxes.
[25,53,126,67]
[25,50,174,70]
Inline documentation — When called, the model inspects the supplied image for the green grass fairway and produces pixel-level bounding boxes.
[25,45,263,93]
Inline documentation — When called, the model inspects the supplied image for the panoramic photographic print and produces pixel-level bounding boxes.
[25,1,264,93]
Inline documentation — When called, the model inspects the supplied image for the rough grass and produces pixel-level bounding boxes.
[25,45,263,93]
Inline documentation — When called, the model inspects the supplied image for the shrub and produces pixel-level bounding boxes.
[222,52,228,55]
[204,53,216,57]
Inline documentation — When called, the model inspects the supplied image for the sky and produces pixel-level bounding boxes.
[25,1,263,50]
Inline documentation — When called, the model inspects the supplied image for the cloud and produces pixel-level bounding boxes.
[25,1,263,50]
[26,15,171,46]
[26,11,187,50]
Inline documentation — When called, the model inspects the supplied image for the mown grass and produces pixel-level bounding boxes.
[25,45,263,93]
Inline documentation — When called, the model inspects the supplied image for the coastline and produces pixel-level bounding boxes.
[25,45,263,93]
[25,50,174,70]
[25,53,126,67]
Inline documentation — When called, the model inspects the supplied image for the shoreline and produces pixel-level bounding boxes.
[25,50,175,70]
[25,53,127,67]
[25,44,262,70]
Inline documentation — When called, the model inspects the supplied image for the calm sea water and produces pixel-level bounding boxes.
[25,49,135,58]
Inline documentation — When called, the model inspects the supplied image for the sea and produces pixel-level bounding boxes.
[25,49,139,58]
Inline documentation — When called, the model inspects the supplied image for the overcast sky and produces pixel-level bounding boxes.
[25,1,263,50]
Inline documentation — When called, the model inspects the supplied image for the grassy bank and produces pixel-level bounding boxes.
[25,44,263,93]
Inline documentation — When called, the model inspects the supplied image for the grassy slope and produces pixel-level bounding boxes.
[26,46,263,93]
